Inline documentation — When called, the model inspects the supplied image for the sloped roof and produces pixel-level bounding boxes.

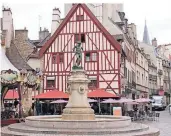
[39,4,121,58]
[6,40,32,70]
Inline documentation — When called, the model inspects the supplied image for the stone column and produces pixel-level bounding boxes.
[62,69,95,120]
[21,86,33,117]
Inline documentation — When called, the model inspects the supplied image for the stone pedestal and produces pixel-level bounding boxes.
[62,69,95,120]
[21,87,33,117]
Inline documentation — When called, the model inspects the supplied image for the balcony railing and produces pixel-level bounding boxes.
[149,74,157,81]
[162,60,171,68]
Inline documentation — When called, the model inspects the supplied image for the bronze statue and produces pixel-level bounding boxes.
[73,41,83,67]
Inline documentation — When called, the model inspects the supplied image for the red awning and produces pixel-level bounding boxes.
[158,90,164,96]
[34,90,69,99]
[88,89,119,98]
[5,90,19,99]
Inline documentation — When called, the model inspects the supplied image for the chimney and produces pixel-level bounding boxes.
[152,38,157,47]
[15,27,28,40]
[39,27,50,40]
[2,6,13,48]
[51,8,61,35]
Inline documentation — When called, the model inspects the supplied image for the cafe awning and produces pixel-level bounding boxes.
[88,89,119,98]
[4,90,19,99]
[34,90,69,99]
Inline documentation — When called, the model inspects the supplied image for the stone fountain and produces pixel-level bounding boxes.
[1,43,160,136]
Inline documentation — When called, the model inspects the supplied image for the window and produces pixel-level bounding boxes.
[59,53,64,63]
[124,67,127,77]
[75,34,80,43]
[76,15,84,21]
[75,34,85,43]
[85,52,97,62]
[52,53,64,64]
[47,77,55,88]
[81,34,85,43]
[52,54,57,64]
[92,53,97,61]
[85,52,91,61]
[88,76,97,88]
[136,53,138,61]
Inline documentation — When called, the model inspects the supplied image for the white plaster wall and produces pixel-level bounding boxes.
[27,58,40,70]
[139,42,157,65]
[64,4,73,17]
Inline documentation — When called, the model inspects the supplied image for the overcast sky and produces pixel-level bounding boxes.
[1,0,171,45]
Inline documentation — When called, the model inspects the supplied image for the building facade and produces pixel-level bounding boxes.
[135,47,149,98]
[39,4,121,94]
[148,58,157,95]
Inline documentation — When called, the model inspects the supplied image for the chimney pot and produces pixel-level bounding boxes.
[152,38,157,47]
[15,29,28,40]
[51,7,61,35]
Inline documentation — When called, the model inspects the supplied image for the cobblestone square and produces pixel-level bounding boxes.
[141,110,171,136]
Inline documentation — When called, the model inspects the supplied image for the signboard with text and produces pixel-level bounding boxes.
[113,107,122,116]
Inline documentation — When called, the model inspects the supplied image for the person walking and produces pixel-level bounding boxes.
[35,99,41,116]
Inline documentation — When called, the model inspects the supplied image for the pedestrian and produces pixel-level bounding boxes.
[35,99,41,115]
[14,98,19,108]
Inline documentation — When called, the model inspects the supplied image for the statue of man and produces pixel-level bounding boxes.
[73,41,83,67]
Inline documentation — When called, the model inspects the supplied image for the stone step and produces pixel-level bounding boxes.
[1,122,153,136]
[1,126,160,136]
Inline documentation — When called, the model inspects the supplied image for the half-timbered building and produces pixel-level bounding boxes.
[39,4,121,94]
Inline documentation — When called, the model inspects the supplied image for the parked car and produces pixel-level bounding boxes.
[151,95,166,110]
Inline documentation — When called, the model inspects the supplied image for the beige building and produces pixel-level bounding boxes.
[148,56,157,95]
[135,47,149,98]
[162,60,171,94]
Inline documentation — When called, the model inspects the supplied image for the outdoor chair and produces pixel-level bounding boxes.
[147,113,154,121]
[155,113,160,121]
[139,114,145,121]
[129,111,136,121]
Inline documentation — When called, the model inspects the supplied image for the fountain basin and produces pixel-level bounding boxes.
[25,115,131,129]
[1,115,159,136]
